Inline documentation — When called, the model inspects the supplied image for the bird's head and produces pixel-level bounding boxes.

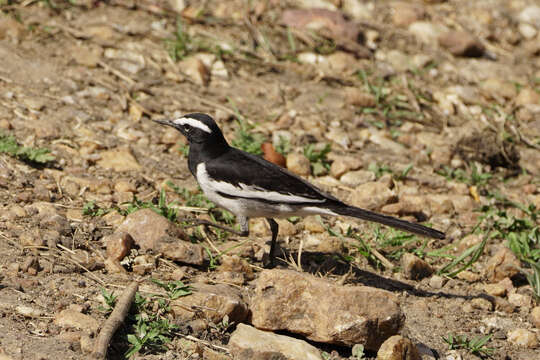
[153,113,226,145]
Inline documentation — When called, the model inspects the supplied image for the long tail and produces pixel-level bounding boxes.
[326,202,445,240]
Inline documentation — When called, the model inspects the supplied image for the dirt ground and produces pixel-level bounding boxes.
[0,0,539,359]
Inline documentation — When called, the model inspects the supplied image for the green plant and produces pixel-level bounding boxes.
[165,20,192,61]
[83,201,110,217]
[124,279,192,358]
[479,197,539,299]
[368,162,392,179]
[303,143,331,176]
[151,279,192,300]
[0,132,55,164]
[351,344,366,359]
[178,144,189,157]
[442,333,493,357]
[98,288,117,314]
[275,135,290,155]
[121,189,179,222]
[437,163,492,187]
[231,119,266,155]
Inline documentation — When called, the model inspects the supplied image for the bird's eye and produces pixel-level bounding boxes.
[183,125,190,132]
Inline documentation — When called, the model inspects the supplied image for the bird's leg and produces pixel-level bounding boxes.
[179,216,249,237]
[266,218,279,268]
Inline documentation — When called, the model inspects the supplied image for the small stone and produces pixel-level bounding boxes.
[54,309,99,335]
[349,181,396,210]
[261,142,286,168]
[408,21,447,45]
[483,283,507,297]
[531,306,540,328]
[71,45,102,68]
[250,269,403,349]
[229,324,323,360]
[344,87,376,107]
[429,275,446,289]
[16,305,43,318]
[117,208,187,251]
[518,23,537,39]
[391,2,425,28]
[471,298,493,311]
[114,180,137,193]
[329,156,362,179]
[340,170,375,187]
[105,232,134,261]
[507,328,538,348]
[438,31,484,57]
[80,334,94,354]
[179,56,209,86]
[286,153,311,176]
[303,216,325,233]
[218,255,254,281]
[21,256,39,275]
[515,88,540,106]
[376,335,421,360]
[97,147,141,172]
[508,293,531,309]
[456,270,480,283]
[171,283,249,325]
[481,78,517,100]
[518,5,540,28]
[132,254,156,275]
[401,253,433,280]
[485,248,521,282]
[157,238,205,265]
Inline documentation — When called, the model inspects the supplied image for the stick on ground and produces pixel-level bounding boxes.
[93,281,139,360]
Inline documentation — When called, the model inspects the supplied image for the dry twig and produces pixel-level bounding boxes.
[93,281,140,360]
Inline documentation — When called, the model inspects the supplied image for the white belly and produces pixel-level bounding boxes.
[195,162,337,219]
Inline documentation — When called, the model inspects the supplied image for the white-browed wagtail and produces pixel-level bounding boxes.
[154,113,445,266]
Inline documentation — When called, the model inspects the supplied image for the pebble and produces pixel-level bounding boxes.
[507,328,538,348]
[349,181,396,210]
[481,78,517,100]
[171,283,248,327]
[229,324,323,360]
[286,153,311,176]
[303,216,325,233]
[250,269,403,349]
[104,231,134,261]
[515,88,540,106]
[376,335,421,360]
[401,253,433,280]
[178,56,209,86]
[531,306,540,328]
[518,5,540,28]
[408,21,447,45]
[97,147,142,172]
[54,309,99,335]
[340,170,375,187]
[485,248,521,282]
[344,87,376,107]
[483,283,507,297]
[438,31,484,57]
[391,2,425,28]
[429,275,446,289]
[132,254,155,275]
[471,298,493,311]
[508,293,531,309]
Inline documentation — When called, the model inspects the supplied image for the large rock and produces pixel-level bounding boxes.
[171,283,248,325]
[117,209,203,265]
[228,324,323,360]
[250,269,404,349]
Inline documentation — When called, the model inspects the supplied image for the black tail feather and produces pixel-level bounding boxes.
[328,203,445,240]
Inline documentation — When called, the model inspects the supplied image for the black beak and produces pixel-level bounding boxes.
[153,119,186,135]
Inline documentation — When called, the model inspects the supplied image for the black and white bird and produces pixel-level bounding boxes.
[154,113,445,266]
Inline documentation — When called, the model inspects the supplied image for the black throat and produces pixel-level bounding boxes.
[186,134,229,176]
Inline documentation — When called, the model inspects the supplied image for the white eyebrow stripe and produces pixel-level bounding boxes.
[173,117,212,133]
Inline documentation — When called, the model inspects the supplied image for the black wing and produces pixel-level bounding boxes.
[205,148,338,204]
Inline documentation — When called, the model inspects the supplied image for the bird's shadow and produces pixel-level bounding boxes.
[273,248,494,303]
